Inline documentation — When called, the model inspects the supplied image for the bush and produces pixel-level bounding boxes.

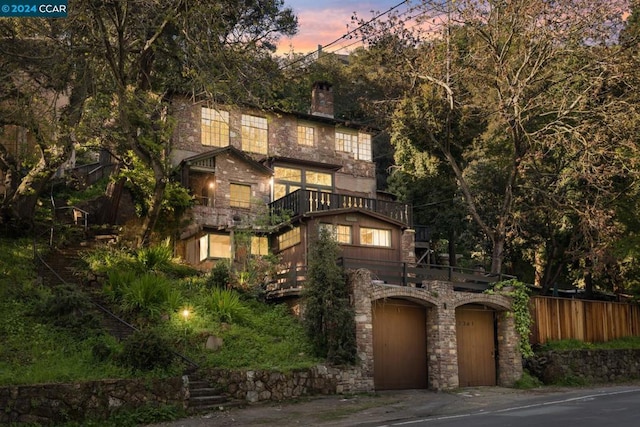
[120,274,177,320]
[206,261,231,288]
[119,330,175,372]
[202,288,250,324]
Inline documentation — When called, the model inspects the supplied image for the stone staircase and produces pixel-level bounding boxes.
[186,376,240,414]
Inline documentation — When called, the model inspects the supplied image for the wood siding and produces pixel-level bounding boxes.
[530,296,640,344]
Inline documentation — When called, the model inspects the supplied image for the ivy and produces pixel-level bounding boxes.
[485,279,534,358]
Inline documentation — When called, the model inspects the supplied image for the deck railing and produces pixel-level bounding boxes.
[266,257,516,296]
[269,189,412,226]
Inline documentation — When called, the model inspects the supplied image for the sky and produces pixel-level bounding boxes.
[277,0,412,54]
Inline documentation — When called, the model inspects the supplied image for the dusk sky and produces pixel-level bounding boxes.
[278,0,413,54]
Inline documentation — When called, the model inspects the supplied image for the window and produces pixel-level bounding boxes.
[273,166,333,200]
[357,133,372,161]
[241,114,268,154]
[278,227,300,250]
[335,129,372,161]
[297,124,314,146]
[199,233,231,260]
[335,131,355,153]
[251,236,269,256]
[201,108,229,147]
[360,227,391,247]
[320,223,352,244]
[230,183,251,208]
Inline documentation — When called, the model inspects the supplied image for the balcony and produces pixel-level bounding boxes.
[269,189,412,226]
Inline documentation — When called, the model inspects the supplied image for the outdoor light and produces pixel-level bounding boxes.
[182,309,190,320]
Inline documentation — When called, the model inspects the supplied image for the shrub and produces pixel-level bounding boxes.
[119,330,175,372]
[303,228,356,365]
[202,288,250,324]
[206,260,231,288]
[135,240,173,273]
[120,274,176,319]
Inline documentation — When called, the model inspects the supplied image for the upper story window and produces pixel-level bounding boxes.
[273,166,334,199]
[297,124,315,146]
[230,183,251,208]
[335,129,372,161]
[201,108,229,147]
[278,226,300,251]
[360,227,391,247]
[320,223,352,244]
[241,114,268,154]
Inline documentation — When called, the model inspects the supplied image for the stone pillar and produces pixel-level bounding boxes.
[497,313,523,386]
[424,281,459,390]
[401,229,416,265]
[349,269,375,390]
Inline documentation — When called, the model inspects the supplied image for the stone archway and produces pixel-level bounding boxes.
[350,269,522,391]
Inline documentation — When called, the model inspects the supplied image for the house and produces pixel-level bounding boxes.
[169,82,415,286]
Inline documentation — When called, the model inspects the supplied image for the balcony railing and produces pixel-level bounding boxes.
[269,189,412,226]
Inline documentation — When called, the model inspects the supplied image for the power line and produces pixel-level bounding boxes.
[279,0,413,70]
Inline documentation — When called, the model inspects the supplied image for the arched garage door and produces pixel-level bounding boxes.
[456,304,496,386]
[373,299,428,390]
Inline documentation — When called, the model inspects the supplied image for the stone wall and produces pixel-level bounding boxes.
[197,365,373,403]
[0,377,187,426]
[0,366,371,425]
[527,349,640,384]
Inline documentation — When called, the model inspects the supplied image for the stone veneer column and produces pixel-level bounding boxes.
[424,281,459,390]
[350,269,375,387]
[401,229,416,265]
[496,312,523,386]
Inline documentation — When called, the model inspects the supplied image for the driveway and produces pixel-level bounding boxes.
[147,383,640,427]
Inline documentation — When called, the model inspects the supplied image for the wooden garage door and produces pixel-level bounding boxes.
[373,299,427,390]
[456,305,496,386]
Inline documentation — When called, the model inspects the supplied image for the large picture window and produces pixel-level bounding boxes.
[201,108,229,147]
[273,166,334,200]
[230,183,251,208]
[241,114,268,154]
[359,227,391,247]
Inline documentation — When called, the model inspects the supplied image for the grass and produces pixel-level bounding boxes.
[0,236,320,386]
[538,336,640,351]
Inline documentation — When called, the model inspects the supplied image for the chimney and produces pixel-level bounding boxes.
[310,81,334,118]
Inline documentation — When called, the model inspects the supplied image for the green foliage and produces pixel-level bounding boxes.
[61,404,186,427]
[120,273,179,320]
[538,336,640,351]
[514,370,543,389]
[201,288,251,324]
[32,284,102,339]
[303,228,357,365]
[0,238,37,297]
[206,260,231,288]
[486,279,534,358]
[119,330,175,372]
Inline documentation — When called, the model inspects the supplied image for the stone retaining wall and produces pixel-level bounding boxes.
[0,365,370,425]
[0,377,187,425]
[527,349,640,384]
[197,365,372,403]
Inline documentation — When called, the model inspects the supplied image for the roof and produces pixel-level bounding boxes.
[180,146,273,175]
[301,207,409,229]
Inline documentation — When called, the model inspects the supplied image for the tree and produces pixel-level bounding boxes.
[0,18,89,230]
[366,0,630,275]
[303,228,356,365]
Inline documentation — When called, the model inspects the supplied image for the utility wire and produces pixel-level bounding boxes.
[279,0,413,70]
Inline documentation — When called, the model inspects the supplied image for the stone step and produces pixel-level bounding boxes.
[189,395,228,407]
[190,387,222,398]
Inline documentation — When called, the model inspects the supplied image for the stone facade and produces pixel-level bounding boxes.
[350,269,523,390]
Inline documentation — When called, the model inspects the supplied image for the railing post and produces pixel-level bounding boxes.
[403,262,407,287]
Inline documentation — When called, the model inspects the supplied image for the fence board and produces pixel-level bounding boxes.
[530,296,640,345]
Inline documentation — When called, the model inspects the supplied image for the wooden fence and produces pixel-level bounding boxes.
[530,296,640,345]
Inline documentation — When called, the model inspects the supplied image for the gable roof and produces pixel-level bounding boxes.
[179,146,272,175]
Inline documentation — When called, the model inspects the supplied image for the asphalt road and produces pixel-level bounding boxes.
[373,387,640,427]
[149,383,640,427]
